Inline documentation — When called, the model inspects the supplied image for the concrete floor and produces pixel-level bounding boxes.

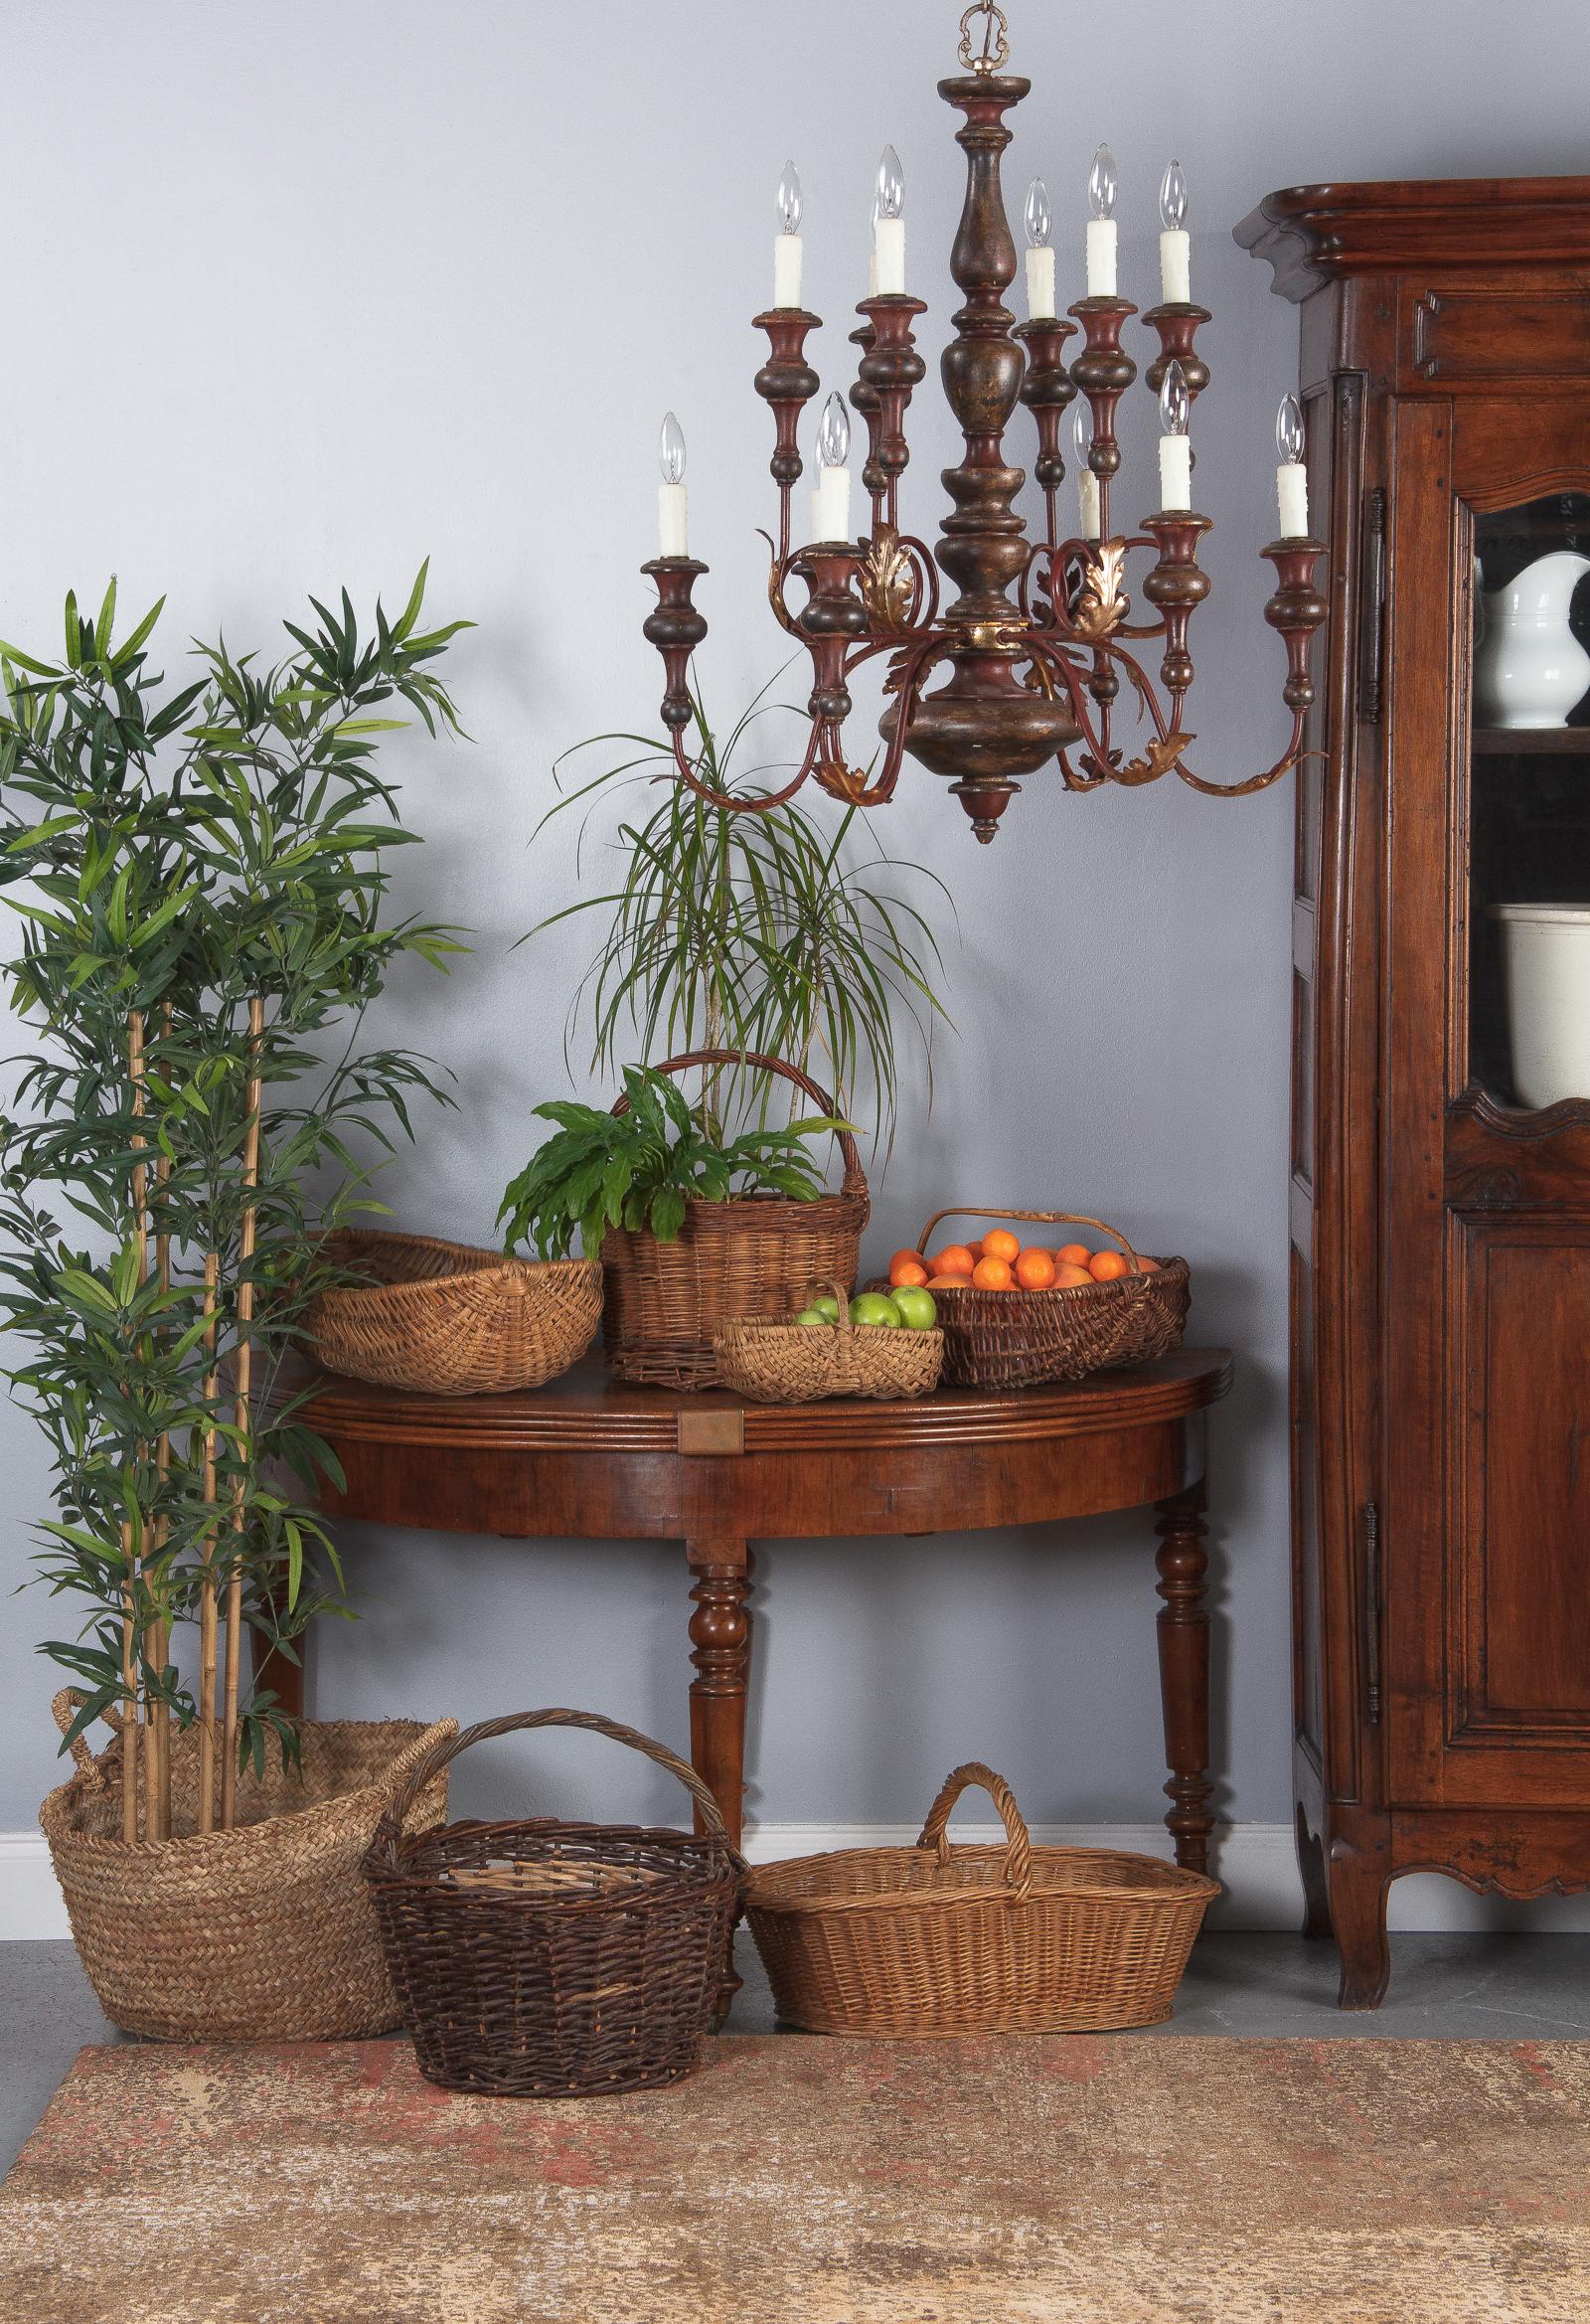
[5,1931,1589,2175]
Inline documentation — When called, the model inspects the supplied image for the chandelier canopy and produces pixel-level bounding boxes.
[643,0,1326,842]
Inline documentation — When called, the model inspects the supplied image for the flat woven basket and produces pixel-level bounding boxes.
[363,1708,746,2097]
[601,1051,870,1392]
[912,1209,1190,1390]
[40,1691,455,2042]
[306,1229,602,1395]
[747,1761,1216,2036]
[715,1277,943,1404]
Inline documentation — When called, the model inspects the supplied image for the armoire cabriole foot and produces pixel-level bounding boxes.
[1239,175,1590,2004]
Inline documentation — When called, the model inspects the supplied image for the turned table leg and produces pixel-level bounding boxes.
[687,1539,753,2025]
[1155,1484,1213,1877]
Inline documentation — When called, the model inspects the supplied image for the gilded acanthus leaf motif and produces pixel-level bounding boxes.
[860,529,915,634]
[1117,731,1194,786]
[1069,540,1130,642]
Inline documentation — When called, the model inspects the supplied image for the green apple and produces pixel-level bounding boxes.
[890,1285,937,1330]
[792,1307,831,1328]
[849,1290,902,1329]
[810,1294,841,1321]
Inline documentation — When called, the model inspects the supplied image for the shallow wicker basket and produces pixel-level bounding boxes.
[41,1692,455,2042]
[746,1761,1217,2037]
[911,1209,1191,1390]
[715,1278,942,1404]
[306,1229,602,1396]
[364,1708,746,2098]
[601,1051,870,1393]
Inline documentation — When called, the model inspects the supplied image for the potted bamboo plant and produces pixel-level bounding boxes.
[0,570,464,2039]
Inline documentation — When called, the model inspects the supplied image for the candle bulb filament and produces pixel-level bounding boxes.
[1072,406,1092,471]
[777,161,803,236]
[658,411,687,485]
[1088,143,1118,222]
[1276,392,1305,466]
[1025,176,1051,249]
[818,392,851,471]
[1158,159,1189,234]
[1159,362,1192,437]
[875,144,905,222]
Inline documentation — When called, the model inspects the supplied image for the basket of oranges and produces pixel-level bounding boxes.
[886,1209,1191,1391]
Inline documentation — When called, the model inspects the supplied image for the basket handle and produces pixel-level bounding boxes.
[370,1706,743,1864]
[803,1278,856,1344]
[611,1050,867,1200]
[52,1688,121,1783]
[915,1207,1142,1275]
[915,1760,1034,1902]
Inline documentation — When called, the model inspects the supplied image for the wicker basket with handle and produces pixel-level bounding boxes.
[911,1208,1190,1390]
[746,1760,1217,2036]
[601,1051,870,1392]
[715,1279,943,1404]
[306,1229,602,1396]
[363,1707,746,2096]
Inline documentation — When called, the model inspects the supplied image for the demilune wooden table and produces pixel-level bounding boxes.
[282,1347,1233,1878]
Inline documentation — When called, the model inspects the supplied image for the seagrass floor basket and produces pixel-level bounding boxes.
[746,1762,1218,2036]
[364,1708,745,2096]
[600,1051,869,1391]
[306,1229,602,1395]
[40,1693,456,2041]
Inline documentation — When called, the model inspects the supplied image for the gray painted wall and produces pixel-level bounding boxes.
[2,0,1587,1836]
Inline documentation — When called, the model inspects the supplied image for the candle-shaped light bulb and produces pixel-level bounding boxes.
[1024,176,1056,320]
[1073,405,1100,542]
[1085,143,1119,297]
[657,412,689,557]
[874,144,906,293]
[1158,158,1192,303]
[812,392,853,543]
[773,160,805,308]
[1275,392,1309,537]
[1157,361,1192,511]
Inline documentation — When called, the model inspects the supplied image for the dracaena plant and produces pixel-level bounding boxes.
[0,567,468,1840]
[498,1063,850,1260]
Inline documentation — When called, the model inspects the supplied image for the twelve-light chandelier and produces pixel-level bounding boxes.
[642,0,1326,841]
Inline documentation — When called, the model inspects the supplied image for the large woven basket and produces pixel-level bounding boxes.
[306,1229,602,1395]
[715,1278,943,1404]
[912,1208,1190,1390]
[41,1691,456,2041]
[746,1761,1217,2036]
[364,1708,746,2097]
[601,1051,870,1392]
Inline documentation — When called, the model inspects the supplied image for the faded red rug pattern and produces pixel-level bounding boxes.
[2,2036,1587,2322]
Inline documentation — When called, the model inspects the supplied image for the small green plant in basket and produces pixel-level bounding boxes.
[498,1064,852,1260]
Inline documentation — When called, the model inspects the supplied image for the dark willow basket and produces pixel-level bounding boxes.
[363,1709,745,2097]
[600,1050,870,1392]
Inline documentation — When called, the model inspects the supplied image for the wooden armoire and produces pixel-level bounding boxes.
[1236,179,1590,2005]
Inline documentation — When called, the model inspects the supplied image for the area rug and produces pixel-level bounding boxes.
[2,2037,1587,2324]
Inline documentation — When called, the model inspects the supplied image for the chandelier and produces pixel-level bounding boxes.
[642,0,1326,843]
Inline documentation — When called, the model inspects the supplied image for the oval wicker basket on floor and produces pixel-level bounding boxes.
[746,1761,1218,2036]
[305,1229,602,1395]
[363,1708,746,2097]
[910,1209,1191,1389]
[715,1279,943,1404]
[601,1052,870,1392]
[40,1692,456,2042]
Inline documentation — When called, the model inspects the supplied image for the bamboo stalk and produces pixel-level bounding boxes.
[130,1010,167,1845]
[220,996,264,1832]
[148,999,174,1842]
[195,1249,221,1835]
[120,1009,148,1842]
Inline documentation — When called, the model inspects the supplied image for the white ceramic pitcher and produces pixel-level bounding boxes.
[1474,550,1590,729]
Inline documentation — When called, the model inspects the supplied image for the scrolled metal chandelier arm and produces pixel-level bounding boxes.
[640,8,1327,841]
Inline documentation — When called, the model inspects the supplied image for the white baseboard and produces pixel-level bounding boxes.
[6,1822,1587,1942]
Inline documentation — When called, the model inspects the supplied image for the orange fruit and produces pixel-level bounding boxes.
[888,1256,930,1289]
[965,1240,984,1262]
[972,1255,1014,1290]
[1055,1242,1091,1267]
[1014,1248,1055,1289]
[1052,1261,1092,1287]
[981,1228,1020,1264]
[1136,1255,1159,1272]
[888,1247,923,1274]
[925,1273,969,1290]
[1089,1249,1131,1282]
[929,1245,976,1277]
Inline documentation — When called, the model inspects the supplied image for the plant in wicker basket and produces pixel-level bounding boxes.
[0,568,468,1852]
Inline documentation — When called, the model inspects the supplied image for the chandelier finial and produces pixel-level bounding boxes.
[957,1,1010,74]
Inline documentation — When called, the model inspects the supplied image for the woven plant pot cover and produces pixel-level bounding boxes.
[715,1278,943,1404]
[599,1051,869,1393]
[306,1229,601,1396]
[41,1693,456,2042]
[746,1762,1218,2036]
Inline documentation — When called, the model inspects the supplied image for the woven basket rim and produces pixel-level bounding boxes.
[367,1814,740,1914]
[745,1841,1220,1916]
[604,1191,869,1239]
